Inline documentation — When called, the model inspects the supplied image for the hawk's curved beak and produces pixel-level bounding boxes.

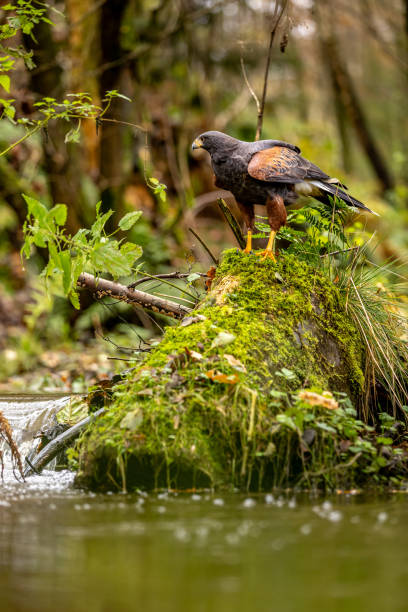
[192,137,203,150]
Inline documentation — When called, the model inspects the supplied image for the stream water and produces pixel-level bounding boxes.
[1,395,408,612]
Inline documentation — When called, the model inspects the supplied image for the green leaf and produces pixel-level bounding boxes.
[315,422,337,434]
[47,241,61,275]
[4,103,15,120]
[276,367,297,380]
[104,90,131,102]
[0,74,10,93]
[22,194,48,223]
[276,414,297,431]
[69,290,80,309]
[21,237,32,259]
[376,436,393,446]
[120,242,143,263]
[59,250,72,294]
[187,272,201,283]
[65,126,80,144]
[118,210,142,230]
[91,210,114,237]
[211,331,236,348]
[91,244,133,278]
[47,203,67,226]
[72,228,90,244]
[120,409,143,430]
[32,227,48,247]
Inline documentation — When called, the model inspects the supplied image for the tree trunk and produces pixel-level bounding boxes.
[24,17,85,234]
[98,0,129,227]
[316,15,394,193]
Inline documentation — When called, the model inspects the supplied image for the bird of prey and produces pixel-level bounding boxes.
[192,131,376,260]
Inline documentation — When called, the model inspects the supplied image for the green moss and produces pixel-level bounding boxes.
[76,249,382,492]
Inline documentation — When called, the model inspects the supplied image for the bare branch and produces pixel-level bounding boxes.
[189,228,218,264]
[256,0,289,141]
[78,272,192,319]
[240,56,261,115]
[320,246,360,258]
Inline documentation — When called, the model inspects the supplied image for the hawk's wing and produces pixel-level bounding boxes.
[247,147,330,184]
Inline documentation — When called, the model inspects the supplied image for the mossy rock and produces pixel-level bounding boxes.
[76,250,372,492]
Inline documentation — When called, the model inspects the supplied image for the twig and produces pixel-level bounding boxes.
[99,333,150,354]
[99,117,148,132]
[217,199,246,249]
[78,272,191,319]
[155,292,196,305]
[255,0,289,141]
[320,246,360,258]
[129,271,206,289]
[126,269,197,300]
[240,57,261,116]
[189,228,218,264]
[107,357,138,361]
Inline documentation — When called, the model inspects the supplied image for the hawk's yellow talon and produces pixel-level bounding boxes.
[242,229,252,254]
[257,250,276,262]
[256,230,277,262]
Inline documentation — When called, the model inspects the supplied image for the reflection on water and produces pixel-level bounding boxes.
[1,478,408,612]
[1,395,407,611]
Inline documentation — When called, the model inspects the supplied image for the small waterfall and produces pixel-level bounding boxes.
[0,394,74,487]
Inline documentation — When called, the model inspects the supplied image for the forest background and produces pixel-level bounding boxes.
[0,0,407,392]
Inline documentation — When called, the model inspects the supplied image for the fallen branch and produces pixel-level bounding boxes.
[78,272,192,319]
[24,408,106,477]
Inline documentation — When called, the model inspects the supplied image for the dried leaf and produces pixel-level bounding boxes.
[280,32,289,53]
[180,314,206,328]
[166,352,188,371]
[211,331,236,349]
[205,369,239,384]
[165,372,185,391]
[137,388,153,396]
[185,347,203,361]
[223,353,246,372]
[298,390,338,410]
[264,441,276,456]
[120,409,143,431]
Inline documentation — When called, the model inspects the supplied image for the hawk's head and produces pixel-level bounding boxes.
[192,131,238,155]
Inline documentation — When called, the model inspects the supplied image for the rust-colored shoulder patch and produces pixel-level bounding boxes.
[248,147,301,182]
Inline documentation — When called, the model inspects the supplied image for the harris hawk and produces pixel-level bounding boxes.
[192,131,376,260]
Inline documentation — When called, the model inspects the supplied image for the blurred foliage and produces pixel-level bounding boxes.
[0,0,408,388]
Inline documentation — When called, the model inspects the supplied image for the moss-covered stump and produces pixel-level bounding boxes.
[75,250,407,492]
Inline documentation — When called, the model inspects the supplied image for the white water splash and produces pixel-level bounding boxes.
[0,394,74,488]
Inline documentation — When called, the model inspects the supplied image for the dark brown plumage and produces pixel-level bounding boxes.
[192,131,376,259]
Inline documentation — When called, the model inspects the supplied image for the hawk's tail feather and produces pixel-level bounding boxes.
[310,180,379,216]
